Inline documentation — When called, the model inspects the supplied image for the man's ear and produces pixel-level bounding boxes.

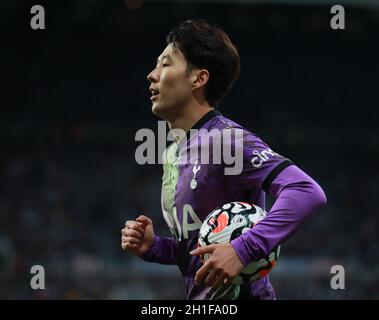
[191,69,210,91]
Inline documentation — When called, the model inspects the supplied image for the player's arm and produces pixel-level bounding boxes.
[191,131,327,288]
[230,164,327,266]
[227,130,328,265]
[121,215,178,265]
[139,234,178,265]
[191,161,326,288]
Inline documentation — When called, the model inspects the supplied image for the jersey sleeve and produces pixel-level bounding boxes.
[139,235,178,265]
[230,163,327,266]
[223,129,327,265]
[225,130,293,191]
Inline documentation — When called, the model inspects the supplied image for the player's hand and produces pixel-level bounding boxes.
[121,215,155,256]
[190,243,244,289]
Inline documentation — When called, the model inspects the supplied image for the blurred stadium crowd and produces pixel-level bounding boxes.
[1,1,378,299]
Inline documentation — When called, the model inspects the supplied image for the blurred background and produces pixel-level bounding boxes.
[0,0,378,299]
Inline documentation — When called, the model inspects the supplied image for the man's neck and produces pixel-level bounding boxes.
[167,106,214,142]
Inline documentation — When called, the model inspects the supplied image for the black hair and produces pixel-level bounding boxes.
[166,19,241,107]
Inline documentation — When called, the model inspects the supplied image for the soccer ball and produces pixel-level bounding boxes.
[198,201,281,285]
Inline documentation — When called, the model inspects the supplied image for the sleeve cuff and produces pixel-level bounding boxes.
[139,235,159,262]
[230,236,253,267]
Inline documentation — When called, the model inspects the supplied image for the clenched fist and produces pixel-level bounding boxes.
[121,215,155,256]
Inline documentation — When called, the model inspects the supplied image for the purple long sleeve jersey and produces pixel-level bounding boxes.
[140,110,327,300]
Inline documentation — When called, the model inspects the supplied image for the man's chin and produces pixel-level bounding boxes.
[151,103,168,118]
[151,103,161,116]
[151,101,179,121]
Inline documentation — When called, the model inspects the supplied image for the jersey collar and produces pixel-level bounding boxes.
[176,109,222,153]
[190,109,221,131]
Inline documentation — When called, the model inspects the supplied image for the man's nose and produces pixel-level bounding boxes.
[147,68,159,83]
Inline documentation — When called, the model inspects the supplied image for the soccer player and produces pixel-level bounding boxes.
[121,19,327,300]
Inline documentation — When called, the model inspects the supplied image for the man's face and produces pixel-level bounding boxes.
[147,43,193,119]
